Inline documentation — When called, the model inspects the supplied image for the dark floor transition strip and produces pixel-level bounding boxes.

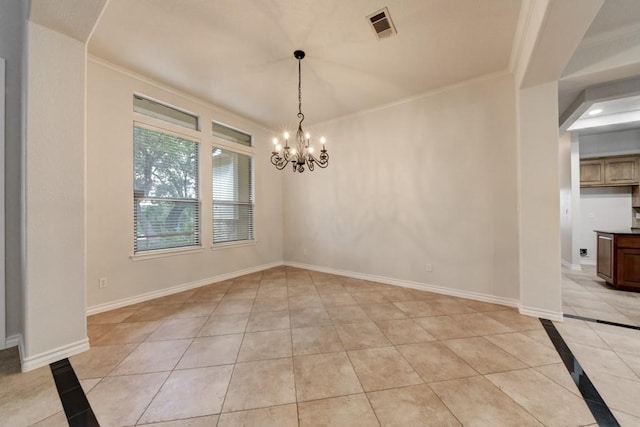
[540,318,619,427]
[49,358,100,427]
[564,313,640,331]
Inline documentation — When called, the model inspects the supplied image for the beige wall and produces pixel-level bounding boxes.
[283,73,520,301]
[86,59,283,309]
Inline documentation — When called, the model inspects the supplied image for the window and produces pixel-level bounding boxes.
[132,95,254,251]
[133,125,200,252]
[134,95,199,130]
[212,147,254,243]
[212,120,252,147]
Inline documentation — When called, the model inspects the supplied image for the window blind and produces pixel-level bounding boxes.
[212,121,252,147]
[212,147,254,243]
[134,95,199,130]
[134,125,200,252]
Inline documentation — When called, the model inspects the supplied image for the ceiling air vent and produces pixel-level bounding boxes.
[367,7,397,40]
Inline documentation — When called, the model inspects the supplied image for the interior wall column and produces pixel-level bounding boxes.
[21,20,88,370]
[517,81,563,320]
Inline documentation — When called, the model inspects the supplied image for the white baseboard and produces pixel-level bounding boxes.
[21,337,90,372]
[285,261,520,309]
[5,334,22,350]
[518,306,563,322]
[580,260,596,266]
[87,261,284,315]
[561,259,582,271]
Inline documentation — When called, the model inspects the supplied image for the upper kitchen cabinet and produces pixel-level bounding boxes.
[605,156,638,185]
[580,155,639,187]
[580,159,604,186]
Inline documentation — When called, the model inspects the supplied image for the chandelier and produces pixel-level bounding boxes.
[271,50,329,173]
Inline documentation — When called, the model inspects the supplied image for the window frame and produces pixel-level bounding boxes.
[211,127,256,247]
[133,93,200,131]
[212,119,253,147]
[129,93,258,257]
[131,119,203,257]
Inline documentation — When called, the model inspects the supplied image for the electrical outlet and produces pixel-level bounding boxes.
[426,264,433,272]
[99,277,108,288]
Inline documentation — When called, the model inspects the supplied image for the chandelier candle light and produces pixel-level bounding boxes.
[271,50,329,173]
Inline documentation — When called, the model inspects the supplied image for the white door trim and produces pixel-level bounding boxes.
[0,57,6,349]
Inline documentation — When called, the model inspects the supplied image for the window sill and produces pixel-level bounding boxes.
[211,240,257,251]
[131,246,205,261]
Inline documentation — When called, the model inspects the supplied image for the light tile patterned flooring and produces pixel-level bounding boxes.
[562,265,640,326]
[560,266,640,425]
[2,266,639,425]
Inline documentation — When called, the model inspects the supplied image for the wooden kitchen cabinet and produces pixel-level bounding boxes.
[596,230,640,291]
[580,155,639,187]
[633,186,640,207]
[617,248,640,288]
[597,233,614,282]
[604,156,638,185]
[580,159,604,186]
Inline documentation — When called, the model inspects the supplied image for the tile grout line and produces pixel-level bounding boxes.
[82,302,171,424]
[136,281,232,425]
[215,273,262,424]
[562,271,638,326]
[118,303,195,425]
[378,333,465,424]
[342,346,383,426]
[564,313,640,331]
[138,301,224,425]
[540,318,620,427]
[285,278,302,427]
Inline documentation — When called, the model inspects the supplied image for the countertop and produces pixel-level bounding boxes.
[594,229,640,235]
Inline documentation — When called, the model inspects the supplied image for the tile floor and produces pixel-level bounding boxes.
[560,265,640,425]
[1,265,638,425]
[562,265,640,326]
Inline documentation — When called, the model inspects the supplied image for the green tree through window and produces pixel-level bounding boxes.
[134,125,200,252]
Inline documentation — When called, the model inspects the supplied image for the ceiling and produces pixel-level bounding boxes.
[558,0,640,117]
[29,0,107,42]
[583,0,640,38]
[88,0,522,130]
[568,94,640,133]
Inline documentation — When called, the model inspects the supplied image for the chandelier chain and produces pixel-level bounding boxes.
[297,58,304,130]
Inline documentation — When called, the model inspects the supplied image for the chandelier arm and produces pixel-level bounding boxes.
[307,152,329,168]
[270,153,289,170]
